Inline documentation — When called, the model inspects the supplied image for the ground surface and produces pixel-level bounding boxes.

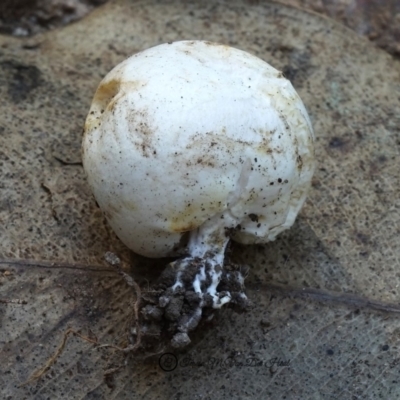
[1,0,400,399]
[1,0,399,57]
[282,0,400,57]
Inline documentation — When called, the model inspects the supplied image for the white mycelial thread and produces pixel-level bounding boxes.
[82,40,315,340]
[192,265,205,294]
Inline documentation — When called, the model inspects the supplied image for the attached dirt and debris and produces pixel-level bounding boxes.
[140,260,249,349]
[103,251,250,352]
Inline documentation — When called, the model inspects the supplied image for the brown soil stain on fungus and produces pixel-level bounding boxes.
[168,200,224,233]
[122,199,136,212]
[83,84,116,133]
[94,79,121,110]
[296,154,303,170]
[102,197,137,222]
[86,79,147,127]
[256,134,273,154]
[102,200,121,220]
[169,216,200,233]
[204,41,225,47]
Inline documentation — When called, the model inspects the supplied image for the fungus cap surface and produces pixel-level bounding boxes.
[82,40,315,258]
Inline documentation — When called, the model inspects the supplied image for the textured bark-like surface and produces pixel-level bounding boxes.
[280,0,400,56]
[1,1,400,398]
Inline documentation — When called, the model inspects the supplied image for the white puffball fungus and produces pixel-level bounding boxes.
[82,40,315,346]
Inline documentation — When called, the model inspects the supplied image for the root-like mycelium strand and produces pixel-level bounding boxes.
[135,214,252,348]
[139,255,249,348]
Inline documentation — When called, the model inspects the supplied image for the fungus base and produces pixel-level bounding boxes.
[137,256,249,349]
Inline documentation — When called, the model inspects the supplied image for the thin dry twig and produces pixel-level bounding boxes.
[0,298,27,305]
[20,328,99,387]
[103,362,128,377]
[15,252,144,387]
[0,258,112,272]
[11,253,400,387]
[103,252,143,353]
[251,283,400,314]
